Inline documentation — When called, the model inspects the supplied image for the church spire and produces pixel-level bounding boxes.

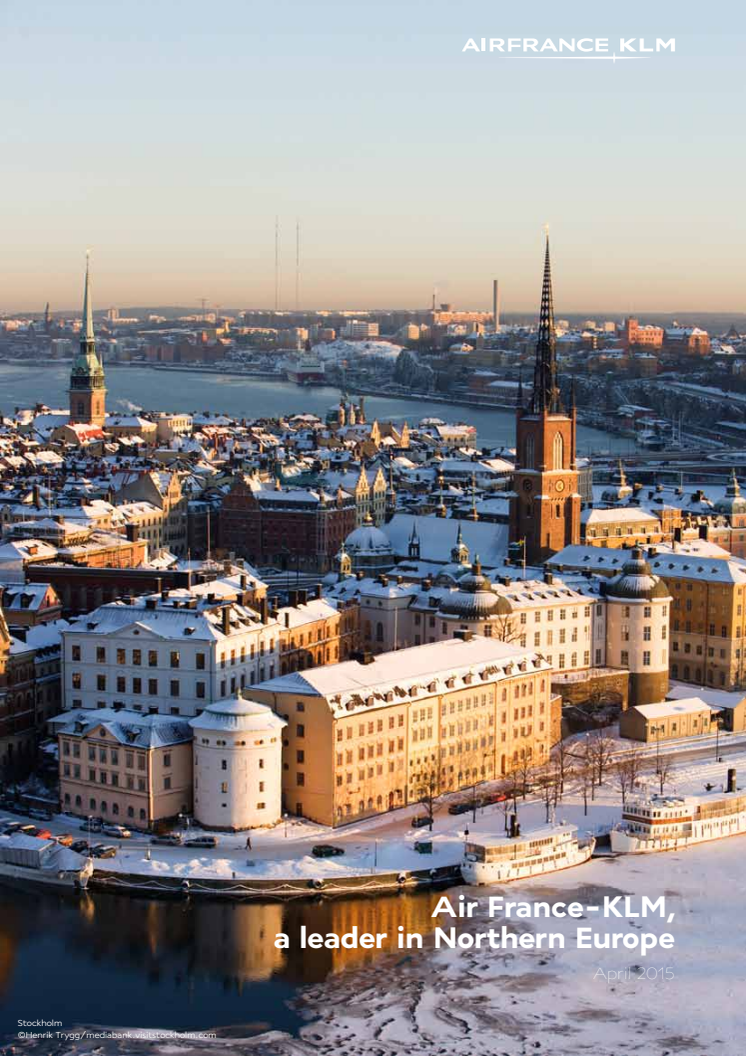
[69,251,106,426]
[82,250,94,345]
[530,230,561,414]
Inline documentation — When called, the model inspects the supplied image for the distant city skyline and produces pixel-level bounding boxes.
[0,2,742,311]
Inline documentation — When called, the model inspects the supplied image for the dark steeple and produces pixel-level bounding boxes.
[530,232,562,414]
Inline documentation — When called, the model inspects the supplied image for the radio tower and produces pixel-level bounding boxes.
[295,219,300,312]
[274,216,280,311]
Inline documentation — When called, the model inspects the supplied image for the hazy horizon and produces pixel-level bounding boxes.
[1,1,742,312]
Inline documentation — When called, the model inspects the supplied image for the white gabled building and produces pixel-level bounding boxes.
[62,589,280,718]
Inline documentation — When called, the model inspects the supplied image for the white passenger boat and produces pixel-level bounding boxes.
[0,833,93,891]
[610,770,746,854]
[461,823,595,886]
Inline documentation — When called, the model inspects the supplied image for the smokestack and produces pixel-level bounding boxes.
[492,279,500,332]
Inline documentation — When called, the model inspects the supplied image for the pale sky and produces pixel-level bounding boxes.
[0,0,742,313]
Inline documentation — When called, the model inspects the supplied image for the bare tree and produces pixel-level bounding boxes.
[578,755,594,817]
[416,766,445,830]
[515,750,535,799]
[493,614,523,644]
[552,738,573,797]
[614,749,644,806]
[535,758,560,824]
[657,754,673,795]
[588,730,616,788]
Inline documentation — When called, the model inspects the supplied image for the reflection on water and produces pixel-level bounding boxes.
[0,885,443,1035]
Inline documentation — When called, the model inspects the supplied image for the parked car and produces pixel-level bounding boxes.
[102,825,131,839]
[34,829,52,840]
[19,824,40,836]
[28,808,53,821]
[2,822,23,834]
[411,815,432,828]
[311,844,345,858]
[185,836,218,849]
[52,833,74,847]
[151,833,183,846]
[80,819,103,833]
[90,844,118,859]
[447,802,472,815]
[484,791,508,805]
[70,840,91,854]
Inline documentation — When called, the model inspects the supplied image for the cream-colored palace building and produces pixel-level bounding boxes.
[252,635,559,827]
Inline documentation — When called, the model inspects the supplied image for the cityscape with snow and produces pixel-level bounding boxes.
[0,234,746,1054]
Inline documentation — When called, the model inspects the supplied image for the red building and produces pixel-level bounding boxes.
[219,478,356,572]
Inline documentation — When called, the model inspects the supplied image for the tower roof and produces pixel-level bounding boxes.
[530,233,562,414]
[71,252,105,383]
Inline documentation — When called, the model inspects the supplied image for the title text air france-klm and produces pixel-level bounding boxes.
[463,38,675,54]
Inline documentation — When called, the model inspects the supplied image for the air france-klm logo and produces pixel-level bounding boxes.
[463,38,676,59]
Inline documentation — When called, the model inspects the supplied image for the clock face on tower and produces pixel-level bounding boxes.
[554,479,565,493]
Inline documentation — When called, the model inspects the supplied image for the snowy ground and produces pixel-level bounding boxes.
[6,749,746,1055]
[6,739,746,883]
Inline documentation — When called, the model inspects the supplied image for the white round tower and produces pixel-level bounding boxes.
[603,548,671,707]
[189,695,286,831]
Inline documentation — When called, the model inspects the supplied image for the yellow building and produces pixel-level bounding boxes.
[52,707,193,827]
[252,635,555,826]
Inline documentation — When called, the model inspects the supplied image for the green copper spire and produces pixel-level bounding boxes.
[71,251,105,386]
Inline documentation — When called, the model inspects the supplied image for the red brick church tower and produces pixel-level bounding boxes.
[68,253,106,426]
[509,235,581,565]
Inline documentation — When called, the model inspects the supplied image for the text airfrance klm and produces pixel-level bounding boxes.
[464,39,675,54]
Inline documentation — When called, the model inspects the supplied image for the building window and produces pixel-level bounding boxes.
[297,773,305,786]
[97,675,106,691]
[72,645,81,661]
[170,680,180,697]
[643,651,651,667]
[148,678,158,694]
[132,649,141,666]
[96,647,106,663]
[72,672,82,689]
[196,682,206,699]
[196,653,206,670]
[148,651,158,667]
[297,724,305,738]
[170,651,180,668]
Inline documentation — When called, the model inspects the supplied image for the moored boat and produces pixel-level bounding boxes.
[610,768,746,854]
[461,822,595,886]
[0,833,93,891]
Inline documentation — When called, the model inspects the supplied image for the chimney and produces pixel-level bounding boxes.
[699,524,709,540]
[351,649,375,665]
[728,768,737,793]
[453,629,473,641]
[284,611,290,628]
[288,589,298,607]
[314,583,322,600]
[161,588,169,602]
[544,571,554,585]
[259,596,269,623]
[222,605,231,635]
[125,523,139,543]
[240,573,248,589]
[298,589,308,605]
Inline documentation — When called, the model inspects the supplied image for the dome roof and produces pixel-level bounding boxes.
[603,548,670,601]
[189,696,286,734]
[344,521,393,556]
[715,470,746,516]
[438,559,512,620]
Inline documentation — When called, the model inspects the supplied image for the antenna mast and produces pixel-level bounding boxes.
[274,216,280,311]
[295,218,300,312]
